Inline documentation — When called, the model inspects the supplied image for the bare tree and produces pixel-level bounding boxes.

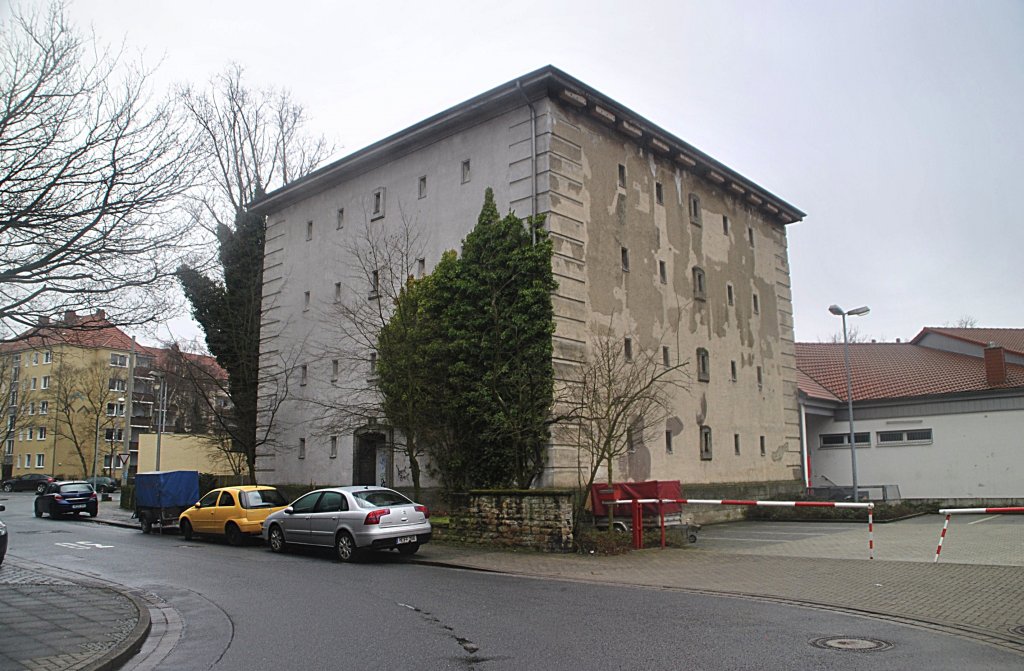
[0,1,201,340]
[563,327,690,534]
[305,208,429,492]
[176,65,334,480]
[51,359,122,478]
[0,351,32,471]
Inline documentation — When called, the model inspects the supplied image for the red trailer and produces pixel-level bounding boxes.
[590,480,699,543]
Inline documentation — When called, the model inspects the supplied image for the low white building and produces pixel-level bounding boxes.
[797,328,1024,501]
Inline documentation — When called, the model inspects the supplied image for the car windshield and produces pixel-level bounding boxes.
[352,489,412,508]
[59,484,93,496]
[242,489,287,508]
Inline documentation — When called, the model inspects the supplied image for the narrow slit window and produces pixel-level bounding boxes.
[330,436,338,459]
[662,346,670,368]
[617,164,626,188]
[730,360,737,381]
[461,159,471,184]
[621,247,630,272]
[689,194,702,225]
[727,284,734,306]
[757,366,763,388]
[734,434,741,455]
[700,426,713,460]
[723,215,730,235]
[624,338,633,362]
[417,258,426,277]
[336,208,345,229]
[748,226,755,246]
[334,282,342,302]
[760,436,766,456]
[753,293,760,314]
[298,438,306,459]
[697,348,710,382]
[331,359,339,381]
[665,430,673,454]
[371,187,386,219]
[655,181,664,205]
[418,175,427,199]
[303,291,310,311]
[692,267,706,300]
[306,221,313,241]
[659,260,667,284]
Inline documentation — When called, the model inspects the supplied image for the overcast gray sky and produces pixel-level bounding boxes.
[56,0,1024,343]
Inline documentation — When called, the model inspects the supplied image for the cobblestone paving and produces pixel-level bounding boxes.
[0,559,142,671]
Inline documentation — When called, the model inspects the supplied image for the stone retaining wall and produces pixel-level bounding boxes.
[448,490,574,553]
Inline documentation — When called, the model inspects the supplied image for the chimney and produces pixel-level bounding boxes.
[984,343,1007,386]
[37,316,50,326]
[94,309,105,320]
[63,310,78,325]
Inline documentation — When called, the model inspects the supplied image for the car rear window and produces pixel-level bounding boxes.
[59,484,93,495]
[352,490,412,508]
[242,489,287,508]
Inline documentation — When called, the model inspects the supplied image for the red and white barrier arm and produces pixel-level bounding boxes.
[604,499,876,559]
[938,507,1024,515]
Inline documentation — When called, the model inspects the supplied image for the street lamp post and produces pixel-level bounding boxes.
[152,372,167,471]
[829,304,870,502]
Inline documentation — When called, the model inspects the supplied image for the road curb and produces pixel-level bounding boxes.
[82,588,152,671]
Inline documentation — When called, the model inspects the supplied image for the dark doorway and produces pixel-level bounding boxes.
[354,432,385,486]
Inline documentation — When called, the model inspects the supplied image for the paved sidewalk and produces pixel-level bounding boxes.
[0,557,150,671]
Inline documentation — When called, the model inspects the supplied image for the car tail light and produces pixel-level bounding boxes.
[89,492,98,501]
[415,505,430,518]
[53,494,63,501]
[363,508,390,525]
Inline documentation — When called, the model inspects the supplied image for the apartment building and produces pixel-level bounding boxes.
[251,66,807,494]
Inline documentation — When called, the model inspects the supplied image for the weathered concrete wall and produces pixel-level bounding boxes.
[448,490,574,552]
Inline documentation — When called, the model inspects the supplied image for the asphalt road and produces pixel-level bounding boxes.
[2,492,1021,670]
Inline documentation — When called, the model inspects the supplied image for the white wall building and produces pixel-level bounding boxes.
[798,328,1024,501]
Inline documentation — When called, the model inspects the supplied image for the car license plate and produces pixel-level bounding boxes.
[396,535,416,545]
[72,504,85,509]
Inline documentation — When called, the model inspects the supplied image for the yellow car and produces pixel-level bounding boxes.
[178,486,289,545]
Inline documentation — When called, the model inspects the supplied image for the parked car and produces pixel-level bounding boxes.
[262,486,432,562]
[86,476,119,493]
[178,486,289,546]
[35,481,98,518]
[2,473,56,494]
[0,504,8,565]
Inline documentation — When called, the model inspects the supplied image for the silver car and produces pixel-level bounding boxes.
[262,486,432,561]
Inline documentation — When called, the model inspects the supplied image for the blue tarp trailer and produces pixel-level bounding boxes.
[134,470,200,534]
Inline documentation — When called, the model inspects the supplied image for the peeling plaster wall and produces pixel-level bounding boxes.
[543,101,802,489]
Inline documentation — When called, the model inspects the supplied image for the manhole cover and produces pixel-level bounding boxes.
[809,637,893,652]
[1010,625,1024,636]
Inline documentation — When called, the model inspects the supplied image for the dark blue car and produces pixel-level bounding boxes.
[0,504,8,564]
[35,481,99,518]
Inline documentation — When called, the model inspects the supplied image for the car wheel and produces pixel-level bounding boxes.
[36,483,46,494]
[225,522,243,546]
[140,515,152,534]
[34,503,43,518]
[88,509,98,518]
[268,525,286,553]
[335,531,358,562]
[2,483,12,492]
[180,518,193,541]
[397,543,419,556]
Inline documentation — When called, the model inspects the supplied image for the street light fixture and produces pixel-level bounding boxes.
[829,304,870,502]
[152,372,167,471]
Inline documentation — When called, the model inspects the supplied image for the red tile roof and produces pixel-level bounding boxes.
[912,327,1024,356]
[2,314,138,353]
[796,342,1024,402]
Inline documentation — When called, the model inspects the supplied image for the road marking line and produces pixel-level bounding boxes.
[967,515,999,525]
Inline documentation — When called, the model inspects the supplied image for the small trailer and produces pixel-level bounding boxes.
[591,480,700,544]
[134,470,200,534]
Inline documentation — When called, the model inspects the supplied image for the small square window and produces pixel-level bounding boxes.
[662,346,670,368]
[418,175,427,199]
[727,284,734,306]
[370,270,380,298]
[655,182,664,205]
[658,261,667,284]
[730,360,737,381]
[624,338,633,362]
[689,194,702,226]
[621,247,630,272]
[336,208,345,230]
[692,267,706,301]
[760,436,766,457]
[461,159,471,184]
[371,187,386,220]
[723,215,730,236]
[697,348,710,382]
[330,436,338,459]
[734,433,741,456]
[298,438,306,460]
[753,293,760,314]
[617,164,626,188]
[303,291,310,311]
[306,221,313,241]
